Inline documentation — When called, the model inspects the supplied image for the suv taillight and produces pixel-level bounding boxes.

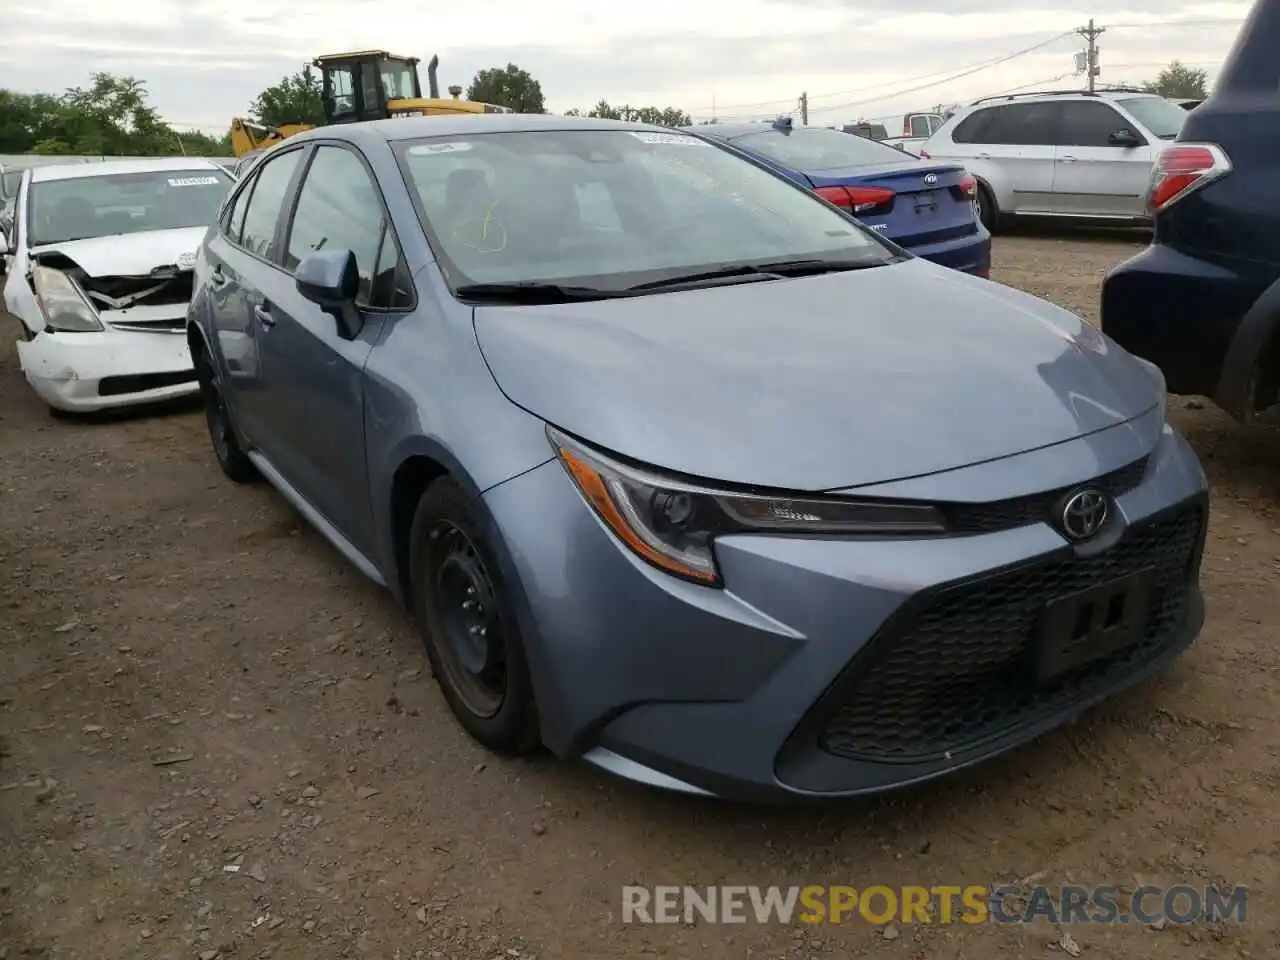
[1147,143,1231,215]
[815,184,895,213]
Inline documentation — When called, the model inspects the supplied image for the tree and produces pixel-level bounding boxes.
[250,68,325,127]
[577,100,692,127]
[1143,61,1208,100]
[0,74,230,156]
[466,64,545,113]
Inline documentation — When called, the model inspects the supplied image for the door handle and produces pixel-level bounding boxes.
[977,152,992,160]
[253,304,276,328]
[1059,155,1078,162]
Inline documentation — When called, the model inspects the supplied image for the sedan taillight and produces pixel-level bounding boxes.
[814,184,896,213]
[1147,143,1231,215]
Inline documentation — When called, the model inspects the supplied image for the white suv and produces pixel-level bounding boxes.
[917,89,1189,229]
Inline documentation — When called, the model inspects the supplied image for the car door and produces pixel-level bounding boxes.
[1051,100,1153,217]
[253,142,410,557]
[978,102,1060,214]
[203,146,307,451]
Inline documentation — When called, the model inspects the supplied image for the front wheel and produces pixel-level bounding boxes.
[409,477,540,755]
[195,351,257,483]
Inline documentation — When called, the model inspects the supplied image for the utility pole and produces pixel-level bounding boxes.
[1077,18,1104,92]
[799,92,808,125]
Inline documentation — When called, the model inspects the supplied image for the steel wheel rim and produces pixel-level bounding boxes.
[430,520,506,718]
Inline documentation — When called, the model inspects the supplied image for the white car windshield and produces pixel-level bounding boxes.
[730,127,909,171]
[28,169,234,246]
[1117,97,1188,140]
[395,128,893,289]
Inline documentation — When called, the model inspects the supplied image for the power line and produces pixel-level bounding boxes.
[809,32,1076,116]
[690,30,1075,114]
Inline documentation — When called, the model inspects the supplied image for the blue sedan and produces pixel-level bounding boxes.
[187,115,1205,801]
[689,118,991,276]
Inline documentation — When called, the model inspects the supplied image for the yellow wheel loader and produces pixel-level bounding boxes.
[230,51,512,157]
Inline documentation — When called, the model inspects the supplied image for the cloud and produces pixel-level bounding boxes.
[0,0,1251,133]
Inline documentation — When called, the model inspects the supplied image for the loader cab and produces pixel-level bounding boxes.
[314,50,423,124]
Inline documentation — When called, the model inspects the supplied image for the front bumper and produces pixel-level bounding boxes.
[16,328,198,412]
[483,422,1208,802]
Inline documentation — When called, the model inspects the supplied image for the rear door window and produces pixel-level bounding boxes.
[981,103,1059,146]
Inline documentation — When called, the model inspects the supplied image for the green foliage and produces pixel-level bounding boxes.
[1142,61,1209,100]
[577,101,692,127]
[0,73,230,156]
[466,64,545,113]
[250,68,325,127]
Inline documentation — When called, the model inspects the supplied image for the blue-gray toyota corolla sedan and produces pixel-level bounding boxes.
[187,115,1208,802]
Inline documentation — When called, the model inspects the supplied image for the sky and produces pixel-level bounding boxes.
[0,0,1254,136]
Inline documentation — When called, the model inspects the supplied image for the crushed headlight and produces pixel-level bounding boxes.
[548,426,948,586]
[31,265,103,332]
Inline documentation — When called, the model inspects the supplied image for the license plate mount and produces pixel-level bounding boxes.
[1034,568,1156,680]
[913,190,938,213]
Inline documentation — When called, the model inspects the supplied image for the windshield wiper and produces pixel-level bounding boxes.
[626,257,883,292]
[454,281,629,304]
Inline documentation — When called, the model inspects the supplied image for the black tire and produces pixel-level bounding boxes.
[409,476,540,755]
[194,349,257,484]
[976,182,1000,233]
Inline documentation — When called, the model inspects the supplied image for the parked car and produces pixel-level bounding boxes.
[1102,0,1280,424]
[841,121,888,141]
[188,114,1207,802]
[0,157,234,414]
[918,89,1189,229]
[688,118,990,276]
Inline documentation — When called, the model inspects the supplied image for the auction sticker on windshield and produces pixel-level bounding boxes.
[408,142,474,155]
[168,176,221,187]
[628,132,708,146]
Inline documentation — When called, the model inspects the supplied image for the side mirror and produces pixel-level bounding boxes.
[295,249,363,340]
[1109,129,1143,148]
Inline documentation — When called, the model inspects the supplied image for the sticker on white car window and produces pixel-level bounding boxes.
[408,142,474,155]
[628,132,706,146]
[168,176,220,187]
[178,252,197,269]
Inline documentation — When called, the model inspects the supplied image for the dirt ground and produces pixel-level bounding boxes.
[2,232,1278,960]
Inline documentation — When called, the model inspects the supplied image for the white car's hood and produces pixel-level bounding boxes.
[30,226,206,277]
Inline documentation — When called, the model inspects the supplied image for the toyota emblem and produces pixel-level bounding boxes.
[1060,489,1109,541]
[924,173,938,185]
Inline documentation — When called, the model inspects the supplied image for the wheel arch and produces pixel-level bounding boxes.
[1214,274,1280,422]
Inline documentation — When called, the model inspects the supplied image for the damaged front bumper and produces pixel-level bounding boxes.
[17,325,198,412]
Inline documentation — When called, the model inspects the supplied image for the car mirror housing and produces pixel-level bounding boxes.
[1109,129,1143,147]
[295,249,363,340]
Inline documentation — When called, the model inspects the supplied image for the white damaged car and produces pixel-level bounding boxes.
[0,158,234,414]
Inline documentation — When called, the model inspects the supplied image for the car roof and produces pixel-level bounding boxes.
[684,122,799,139]
[965,90,1164,110]
[286,113,675,147]
[30,157,226,183]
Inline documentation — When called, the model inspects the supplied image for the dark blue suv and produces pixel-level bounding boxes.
[1101,0,1280,423]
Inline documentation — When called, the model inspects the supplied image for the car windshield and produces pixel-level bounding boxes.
[28,168,234,246]
[731,127,907,171]
[395,128,893,289]
[1117,97,1188,139]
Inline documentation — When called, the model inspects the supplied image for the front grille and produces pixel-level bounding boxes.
[98,370,196,397]
[818,502,1203,763]
[942,456,1149,535]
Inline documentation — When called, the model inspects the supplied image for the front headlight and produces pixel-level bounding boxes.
[31,265,103,332]
[548,426,948,586]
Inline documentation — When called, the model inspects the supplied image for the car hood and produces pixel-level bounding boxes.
[473,259,1162,491]
[29,226,206,277]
